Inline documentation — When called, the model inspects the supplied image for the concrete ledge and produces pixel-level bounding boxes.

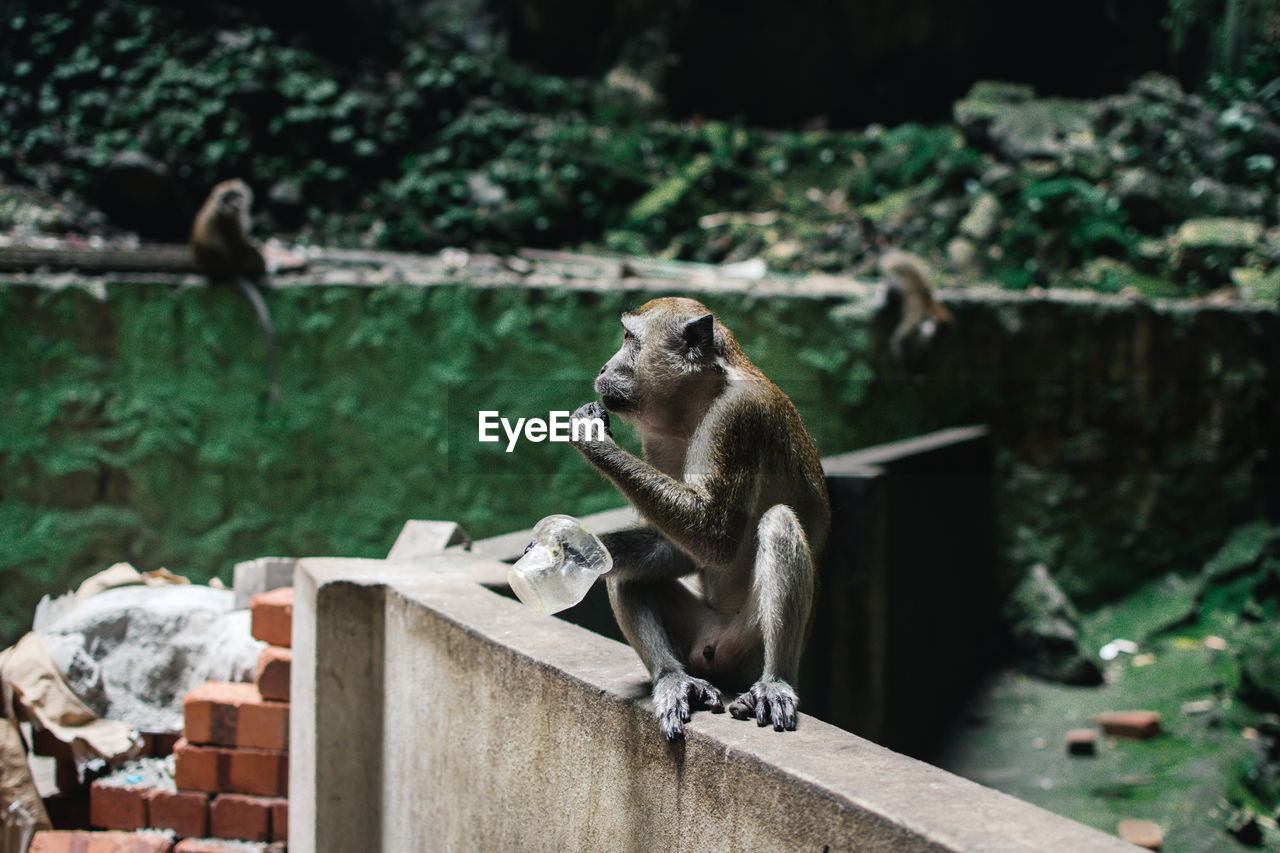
[290,555,1134,853]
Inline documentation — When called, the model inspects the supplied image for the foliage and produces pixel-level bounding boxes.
[5,0,1280,296]
[2,278,1274,649]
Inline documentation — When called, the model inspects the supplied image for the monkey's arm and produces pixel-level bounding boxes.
[598,527,698,581]
[571,402,753,569]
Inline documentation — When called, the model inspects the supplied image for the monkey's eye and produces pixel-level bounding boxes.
[623,329,635,344]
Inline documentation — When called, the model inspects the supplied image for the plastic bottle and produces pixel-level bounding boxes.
[507,514,613,616]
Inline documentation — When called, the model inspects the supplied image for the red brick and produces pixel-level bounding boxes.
[250,587,293,647]
[146,789,209,838]
[1117,818,1163,850]
[174,841,274,853]
[210,794,285,842]
[42,792,93,830]
[173,739,218,793]
[90,781,151,831]
[270,799,287,843]
[173,739,288,798]
[143,732,182,757]
[56,755,84,794]
[183,682,288,751]
[30,830,174,853]
[1065,728,1097,755]
[31,726,73,759]
[1100,710,1161,739]
[255,646,291,702]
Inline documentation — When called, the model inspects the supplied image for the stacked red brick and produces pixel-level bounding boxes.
[175,587,293,845]
[65,586,294,853]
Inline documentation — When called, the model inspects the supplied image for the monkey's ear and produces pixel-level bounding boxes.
[681,313,715,360]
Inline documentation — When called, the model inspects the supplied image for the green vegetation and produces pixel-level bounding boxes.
[4,1,1280,298]
[940,523,1280,852]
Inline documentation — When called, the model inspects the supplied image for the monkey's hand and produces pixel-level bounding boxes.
[569,401,613,451]
[652,670,724,742]
[728,677,799,732]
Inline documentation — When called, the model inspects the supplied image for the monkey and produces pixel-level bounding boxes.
[190,179,281,404]
[568,297,830,741]
[878,248,953,377]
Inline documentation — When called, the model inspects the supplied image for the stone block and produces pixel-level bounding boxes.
[387,520,469,560]
[233,557,297,610]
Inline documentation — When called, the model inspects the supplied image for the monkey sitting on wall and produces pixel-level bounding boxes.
[569,297,831,741]
[878,248,953,377]
[190,179,281,404]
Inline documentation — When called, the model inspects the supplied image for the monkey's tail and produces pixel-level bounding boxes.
[235,277,282,405]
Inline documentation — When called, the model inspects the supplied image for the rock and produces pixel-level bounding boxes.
[946,236,978,271]
[1130,72,1187,105]
[98,151,191,241]
[466,172,507,207]
[1187,177,1267,219]
[1117,818,1163,850]
[1225,809,1263,846]
[953,82,1096,162]
[1003,564,1103,685]
[1240,630,1280,713]
[1172,217,1266,288]
[1080,257,1180,299]
[39,585,264,733]
[1230,267,1280,304]
[1176,218,1265,250]
[267,179,307,230]
[958,193,1001,242]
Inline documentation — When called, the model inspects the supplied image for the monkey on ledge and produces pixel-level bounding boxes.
[190,178,282,405]
[568,297,830,741]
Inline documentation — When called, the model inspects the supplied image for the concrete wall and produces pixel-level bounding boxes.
[289,550,1135,852]
[814,426,995,756]
[466,427,998,759]
[2,272,1277,649]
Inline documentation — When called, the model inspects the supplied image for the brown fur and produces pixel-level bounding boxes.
[189,179,280,404]
[191,179,267,281]
[879,249,953,374]
[570,297,830,739]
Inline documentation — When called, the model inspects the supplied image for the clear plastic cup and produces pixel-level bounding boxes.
[507,514,613,616]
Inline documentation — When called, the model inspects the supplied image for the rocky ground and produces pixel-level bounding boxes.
[941,522,1280,852]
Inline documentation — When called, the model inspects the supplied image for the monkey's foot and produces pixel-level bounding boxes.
[728,678,799,731]
[652,672,724,741]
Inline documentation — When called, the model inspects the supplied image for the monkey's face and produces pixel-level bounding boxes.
[595,298,727,438]
[212,179,253,225]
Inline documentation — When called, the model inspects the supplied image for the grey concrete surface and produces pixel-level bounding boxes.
[290,552,1137,853]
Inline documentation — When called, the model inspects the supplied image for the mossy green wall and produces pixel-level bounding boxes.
[1,280,1276,647]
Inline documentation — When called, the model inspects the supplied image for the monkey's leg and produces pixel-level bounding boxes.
[608,576,725,741]
[234,277,282,404]
[602,528,724,741]
[727,505,814,732]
